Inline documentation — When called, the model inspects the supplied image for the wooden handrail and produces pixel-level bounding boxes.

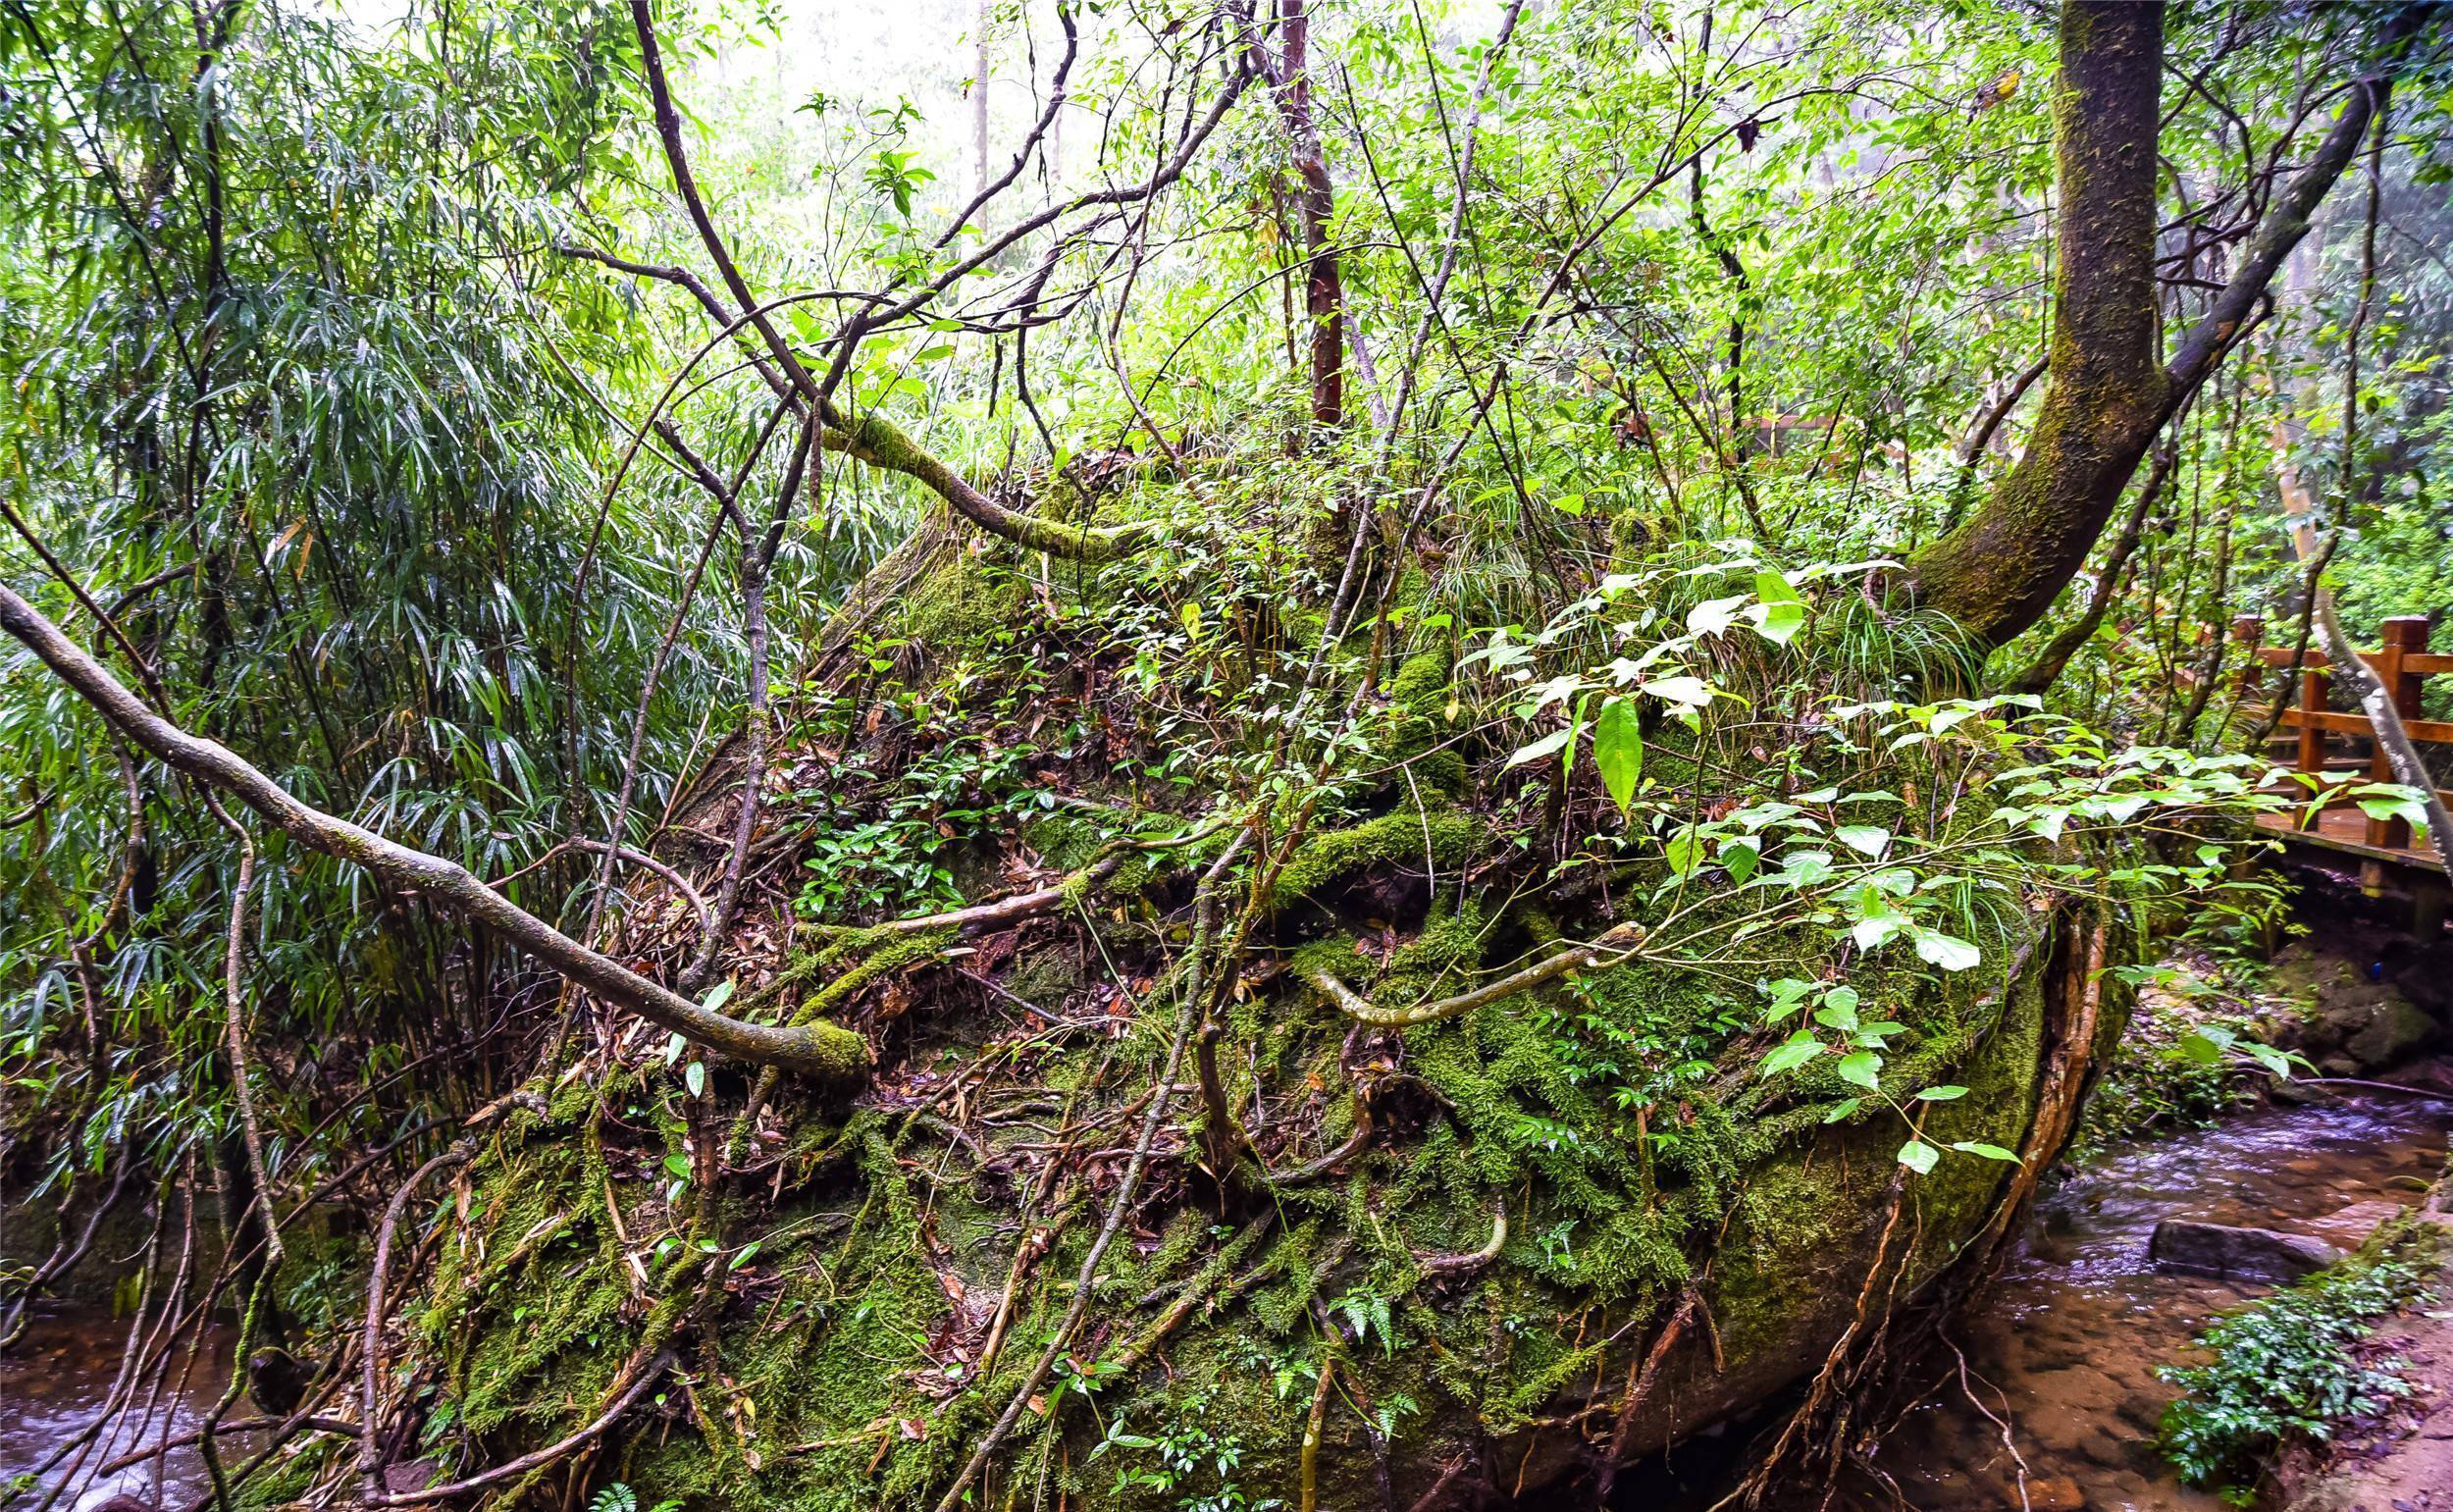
[2232,613,2442,850]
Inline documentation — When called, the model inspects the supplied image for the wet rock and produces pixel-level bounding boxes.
[2266,946,2443,1073]
[2384,940,2453,1018]
[2025,1365,2126,1417]
[2346,999,2439,1069]
[2149,1219,2345,1282]
[2023,1474,2090,1510]
[2305,1200,2409,1249]
[385,1461,444,1496]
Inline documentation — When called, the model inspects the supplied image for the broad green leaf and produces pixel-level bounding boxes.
[1642,674,1715,707]
[1593,698,1643,812]
[1834,825,1891,858]
[702,979,736,1013]
[1813,1000,1860,1031]
[1686,596,1748,636]
[1759,1032,1823,1076]
[1897,1139,1939,1174]
[1836,1050,1881,1090]
[1950,1142,2021,1163]
[1851,912,1905,949]
[1915,1084,1968,1102]
[685,1062,705,1098]
[2179,1025,2234,1064]
[1911,930,1981,971]
[1754,600,1807,646]
[1506,726,1575,767]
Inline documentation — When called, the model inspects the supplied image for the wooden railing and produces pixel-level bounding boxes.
[2232,613,2452,854]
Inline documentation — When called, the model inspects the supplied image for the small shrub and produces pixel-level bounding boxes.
[2158,1241,2435,1500]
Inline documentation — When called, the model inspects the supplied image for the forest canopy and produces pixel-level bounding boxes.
[3,0,2450,1507]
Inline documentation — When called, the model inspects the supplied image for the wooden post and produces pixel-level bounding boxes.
[2297,661,2329,828]
[2367,616,2429,851]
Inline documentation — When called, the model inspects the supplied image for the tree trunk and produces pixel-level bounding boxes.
[1911,1,2398,650]
[1907,1,2167,648]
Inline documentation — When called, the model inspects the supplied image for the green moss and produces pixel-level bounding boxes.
[1272,810,1483,906]
[892,550,1027,656]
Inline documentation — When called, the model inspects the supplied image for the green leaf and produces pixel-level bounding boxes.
[1836,1050,1882,1090]
[2179,1025,2234,1064]
[1834,825,1891,858]
[1911,929,1982,971]
[1754,600,1807,647]
[1950,1141,2021,1163]
[1753,569,1801,603]
[702,979,736,1013]
[1641,674,1715,708]
[684,1062,705,1098]
[1764,978,1816,1022]
[1506,726,1575,767]
[1592,698,1644,813]
[1897,1139,1939,1175]
[1915,1084,1969,1102]
[1686,596,1748,636]
[1821,1098,1862,1123]
[1851,912,1905,949]
[1758,1032,1823,1076]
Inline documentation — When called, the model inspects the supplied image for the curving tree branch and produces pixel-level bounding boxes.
[0,582,870,1082]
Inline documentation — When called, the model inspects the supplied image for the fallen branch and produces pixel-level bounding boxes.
[1414,1201,1507,1277]
[0,583,869,1081]
[1300,922,1645,1027]
[369,1351,673,1506]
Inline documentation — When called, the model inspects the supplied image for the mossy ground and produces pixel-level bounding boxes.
[309,539,2153,1512]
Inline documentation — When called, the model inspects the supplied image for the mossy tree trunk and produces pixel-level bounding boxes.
[1906,1,2167,650]
[1909,0,2399,650]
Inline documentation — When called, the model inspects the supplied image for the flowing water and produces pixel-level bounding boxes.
[1853,1083,2453,1511]
[0,1306,238,1511]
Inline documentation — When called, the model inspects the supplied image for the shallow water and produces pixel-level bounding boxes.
[0,1304,239,1511]
[1855,1087,2453,1511]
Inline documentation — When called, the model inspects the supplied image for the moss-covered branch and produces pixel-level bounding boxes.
[1300,921,1645,1027]
[824,412,1166,563]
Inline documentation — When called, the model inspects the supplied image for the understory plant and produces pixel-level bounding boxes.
[2159,1227,2440,1501]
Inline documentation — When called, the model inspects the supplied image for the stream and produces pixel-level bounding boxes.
[6,1088,2448,1511]
[0,1306,238,1510]
[1852,1081,2453,1511]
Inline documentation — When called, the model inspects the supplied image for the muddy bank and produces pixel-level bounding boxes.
[2271,1178,2453,1512]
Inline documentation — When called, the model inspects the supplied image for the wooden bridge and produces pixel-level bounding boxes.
[2231,613,2451,934]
